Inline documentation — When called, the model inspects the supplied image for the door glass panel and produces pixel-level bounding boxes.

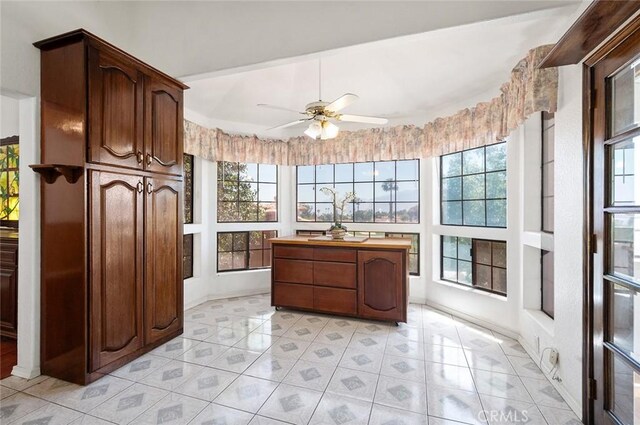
[609,354,640,425]
[610,282,640,363]
[610,57,640,136]
[611,137,640,206]
[611,214,640,284]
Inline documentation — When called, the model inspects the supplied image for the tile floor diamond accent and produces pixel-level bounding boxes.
[81,383,109,399]
[388,385,413,401]
[296,328,311,336]
[162,368,184,381]
[352,354,372,366]
[394,344,410,353]
[360,338,377,347]
[227,354,246,365]
[326,333,343,341]
[130,360,152,372]
[1,404,18,419]
[341,376,366,391]
[329,405,356,425]
[334,321,350,327]
[117,393,145,411]
[281,343,298,352]
[444,394,469,410]
[300,368,321,381]
[279,394,304,412]
[391,361,414,374]
[314,348,334,358]
[238,384,261,400]
[23,416,54,425]
[157,404,183,423]
[198,376,219,390]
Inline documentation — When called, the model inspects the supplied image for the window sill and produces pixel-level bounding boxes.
[523,308,555,336]
[434,279,508,301]
[217,268,271,276]
[184,223,203,234]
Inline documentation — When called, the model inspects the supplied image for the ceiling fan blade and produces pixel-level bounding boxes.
[257,104,305,115]
[337,114,388,125]
[325,93,359,112]
[266,119,311,131]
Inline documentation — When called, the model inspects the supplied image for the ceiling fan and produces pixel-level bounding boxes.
[258,61,388,140]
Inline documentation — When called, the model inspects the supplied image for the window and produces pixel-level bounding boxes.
[541,250,554,318]
[441,236,473,285]
[0,136,19,227]
[295,229,420,275]
[296,160,419,223]
[183,234,194,279]
[472,239,507,295]
[542,112,554,232]
[217,162,277,222]
[440,143,507,227]
[217,230,277,272]
[184,154,194,224]
[441,236,507,295]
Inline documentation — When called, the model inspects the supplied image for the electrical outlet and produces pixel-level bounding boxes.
[548,348,559,366]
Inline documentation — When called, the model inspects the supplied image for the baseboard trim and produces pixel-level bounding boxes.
[518,336,582,418]
[11,365,41,380]
[420,299,519,340]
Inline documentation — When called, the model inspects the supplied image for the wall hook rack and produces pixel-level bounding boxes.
[29,164,83,184]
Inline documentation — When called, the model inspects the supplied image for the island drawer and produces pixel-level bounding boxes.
[273,259,313,284]
[313,262,357,289]
[313,287,357,315]
[273,245,314,260]
[273,282,313,309]
[313,248,356,263]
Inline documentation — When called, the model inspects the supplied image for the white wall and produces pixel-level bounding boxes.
[1,95,19,138]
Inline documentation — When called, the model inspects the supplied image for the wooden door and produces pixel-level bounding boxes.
[144,76,183,176]
[0,238,18,338]
[590,23,640,425]
[88,47,144,170]
[357,250,406,321]
[89,171,144,370]
[144,176,183,344]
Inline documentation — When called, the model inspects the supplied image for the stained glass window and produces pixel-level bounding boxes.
[0,137,19,226]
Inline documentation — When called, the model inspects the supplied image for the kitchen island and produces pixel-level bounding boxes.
[270,236,411,323]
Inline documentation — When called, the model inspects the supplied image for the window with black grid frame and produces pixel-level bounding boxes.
[296,160,419,224]
[440,142,507,227]
[217,230,277,272]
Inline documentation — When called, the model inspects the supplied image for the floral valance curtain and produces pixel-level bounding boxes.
[184,45,557,165]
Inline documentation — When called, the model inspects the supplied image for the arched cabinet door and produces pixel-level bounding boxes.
[357,250,407,322]
[89,171,144,370]
[144,176,183,344]
[88,47,144,170]
[144,76,183,176]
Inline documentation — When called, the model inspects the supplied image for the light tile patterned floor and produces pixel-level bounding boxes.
[0,294,581,425]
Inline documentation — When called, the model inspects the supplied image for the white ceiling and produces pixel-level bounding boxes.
[185,5,580,139]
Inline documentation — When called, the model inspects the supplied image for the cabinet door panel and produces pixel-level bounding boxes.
[357,250,406,322]
[88,48,144,169]
[0,240,18,338]
[145,77,183,175]
[90,171,144,370]
[145,177,183,344]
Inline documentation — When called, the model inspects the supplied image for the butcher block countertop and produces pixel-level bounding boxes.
[270,235,411,250]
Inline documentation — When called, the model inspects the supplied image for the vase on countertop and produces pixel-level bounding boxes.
[330,225,347,240]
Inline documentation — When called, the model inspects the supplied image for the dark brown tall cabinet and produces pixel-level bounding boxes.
[31,29,188,385]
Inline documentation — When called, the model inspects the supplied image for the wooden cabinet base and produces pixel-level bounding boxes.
[271,238,410,323]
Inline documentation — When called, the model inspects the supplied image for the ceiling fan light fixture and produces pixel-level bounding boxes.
[321,120,339,140]
[304,121,322,139]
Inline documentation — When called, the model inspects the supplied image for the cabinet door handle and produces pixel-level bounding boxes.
[137,181,144,193]
[137,151,143,164]
[146,182,153,194]
[146,153,152,166]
